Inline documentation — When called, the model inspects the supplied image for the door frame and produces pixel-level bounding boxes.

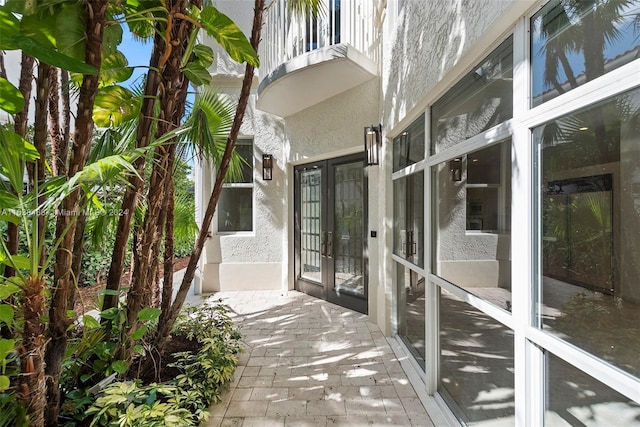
[294,153,369,314]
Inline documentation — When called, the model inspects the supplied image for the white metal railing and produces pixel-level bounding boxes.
[260,0,381,79]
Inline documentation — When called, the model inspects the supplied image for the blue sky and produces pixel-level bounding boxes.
[118,27,153,89]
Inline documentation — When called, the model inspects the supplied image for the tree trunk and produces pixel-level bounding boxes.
[58,69,71,177]
[103,30,164,311]
[31,62,51,260]
[48,67,63,176]
[45,2,108,425]
[153,0,265,354]
[18,276,46,427]
[17,57,51,427]
[161,176,176,316]
[123,0,194,365]
[4,53,35,279]
[0,51,6,79]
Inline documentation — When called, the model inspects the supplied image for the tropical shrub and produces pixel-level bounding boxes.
[80,299,241,426]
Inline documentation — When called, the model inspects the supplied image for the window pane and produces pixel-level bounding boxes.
[394,171,424,267]
[433,140,512,311]
[531,0,640,107]
[300,169,322,282]
[439,288,515,425]
[431,37,513,154]
[397,264,425,369]
[393,114,425,172]
[545,353,640,426]
[231,139,253,183]
[535,87,640,378]
[218,188,252,232]
[334,162,365,296]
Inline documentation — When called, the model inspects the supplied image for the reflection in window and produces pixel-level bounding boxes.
[535,87,640,378]
[218,139,253,232]
[394,171,424,267]
[431,37,513,154]
[397,264,425,369]
[466,144,510,233]
[531,0,640,107]
[334,162,364,296]
[393,114,425,172]
[545,354,640,426]
[433,140,512,311]
[218,188,253,232]
[439,288,515,424]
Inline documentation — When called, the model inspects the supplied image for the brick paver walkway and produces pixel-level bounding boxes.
[203,290,435,427]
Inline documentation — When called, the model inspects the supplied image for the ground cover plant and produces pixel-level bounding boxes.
[58,299,241,426]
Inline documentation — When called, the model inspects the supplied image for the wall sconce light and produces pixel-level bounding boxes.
[364,124,382,166]
[450,158,462,181]
[262,154,273,180]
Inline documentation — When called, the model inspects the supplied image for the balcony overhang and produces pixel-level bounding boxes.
[257,43,378,118]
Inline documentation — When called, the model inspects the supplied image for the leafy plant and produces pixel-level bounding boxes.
[86,381,193,427]
[83,299,241,426]
[58,299,162,425]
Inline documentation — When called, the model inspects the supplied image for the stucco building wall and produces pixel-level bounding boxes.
[382,0,523,133]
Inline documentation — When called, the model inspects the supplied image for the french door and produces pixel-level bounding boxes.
[294,154,368,314]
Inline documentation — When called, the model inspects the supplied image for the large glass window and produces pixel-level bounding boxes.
[439,288,515,425]
[218,139,253,232]
[545,354,640,426]
[393,114,425,172]
[393,171,424,267]
[433,140,512,311]
[535,87,640,378]
[393,115,427,373]
[397,264,425,369]
[431,37,513,154]
[531,0,640,107]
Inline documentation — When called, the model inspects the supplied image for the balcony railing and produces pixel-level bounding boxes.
[260,0,380,80]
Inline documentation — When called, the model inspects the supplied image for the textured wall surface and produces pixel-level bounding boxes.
[285,78,380,162]
[382,0,517,132]
[203,93,287,264]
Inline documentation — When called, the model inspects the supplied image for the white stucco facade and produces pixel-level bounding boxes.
[197,0,640,425]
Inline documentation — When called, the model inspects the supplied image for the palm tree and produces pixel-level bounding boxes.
[152,0,323,358]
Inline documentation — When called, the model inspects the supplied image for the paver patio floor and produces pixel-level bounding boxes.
[202,290,435,427]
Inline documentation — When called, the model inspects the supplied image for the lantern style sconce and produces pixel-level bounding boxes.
[262,154,273,180]
[364,124,382,166]
[450,158,462,181]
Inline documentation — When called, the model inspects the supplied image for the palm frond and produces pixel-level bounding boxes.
[179,88,245,182]
[173,193,198,247]
[287,0,325,18]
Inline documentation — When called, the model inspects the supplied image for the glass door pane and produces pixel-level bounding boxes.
[300,168,322,283]
[333,162,365,296]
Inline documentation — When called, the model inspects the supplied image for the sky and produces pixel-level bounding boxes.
[119,27,153,89]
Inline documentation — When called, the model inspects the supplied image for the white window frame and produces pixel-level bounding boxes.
[389,5,640,425]
[216,137,255,234]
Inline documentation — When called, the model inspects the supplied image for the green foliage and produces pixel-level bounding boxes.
[83,299,241,426]
[86,381,193,427]
[0,392,27,427]
[93,85,142,127]
[78,249,111,287]
[58,299,162,425]
[170,299,241,415]
[173,298,240,344]
[0,77,25,114]
[199,6,259,67]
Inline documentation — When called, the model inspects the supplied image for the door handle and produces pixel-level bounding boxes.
[406,230,417,256]
[321,231,327,257]
[327,232,333,258]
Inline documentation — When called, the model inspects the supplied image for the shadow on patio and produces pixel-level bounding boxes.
[201,290,434,427]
